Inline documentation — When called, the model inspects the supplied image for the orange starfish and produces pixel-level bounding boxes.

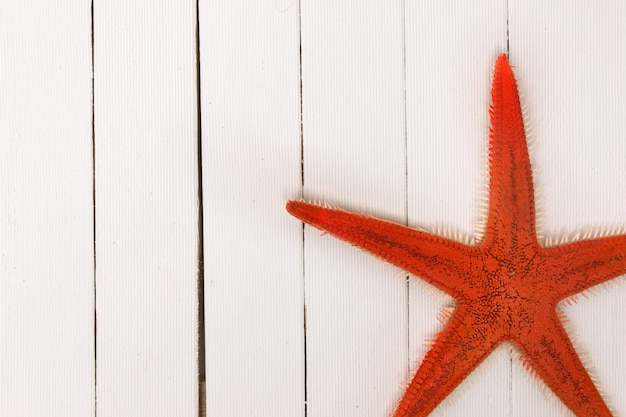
[287,54,626,416]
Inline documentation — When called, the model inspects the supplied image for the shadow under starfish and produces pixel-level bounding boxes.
[287,54,626,416]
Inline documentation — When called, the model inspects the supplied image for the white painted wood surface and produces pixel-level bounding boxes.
[94,2,199,416]
[300,2,407,416]
[1,2,625,416]
[200,1,305,416]
[0,2,95,416]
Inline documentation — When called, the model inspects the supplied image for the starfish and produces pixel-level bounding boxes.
[286,54,626,416]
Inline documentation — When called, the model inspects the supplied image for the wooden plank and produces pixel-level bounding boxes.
[94,2,199,416]
[509,1,626,415]
[300,2,408,415]
[405,2,509,416]
[200,1,305,416]
[0,2,94,416]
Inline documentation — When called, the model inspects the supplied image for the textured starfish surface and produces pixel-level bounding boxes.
[287,54,626,416]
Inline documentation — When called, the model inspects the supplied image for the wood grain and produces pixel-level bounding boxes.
[0,2,94,416]
[200,1,305,416]
[300,1,407,416]
[94,2,199,416]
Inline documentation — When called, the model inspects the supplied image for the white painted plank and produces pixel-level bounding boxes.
[200,1,305,416]
[0,2,94,416]
[301,2,407,416]
[405,2,509,416]
[510,1,626,415]
[94,3,198,416]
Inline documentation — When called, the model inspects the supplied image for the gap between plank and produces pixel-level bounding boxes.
[297,1,308,416]
[195,1,207,416]
[90,1,97,416]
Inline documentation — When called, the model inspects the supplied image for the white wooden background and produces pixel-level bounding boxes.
[1,1,625,416]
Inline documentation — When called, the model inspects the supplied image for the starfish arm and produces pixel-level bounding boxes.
[393,304,499,417]
[286,200,473,296]
[515,313,612,416]
[543,235,626,300]
[484,55,538,248]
